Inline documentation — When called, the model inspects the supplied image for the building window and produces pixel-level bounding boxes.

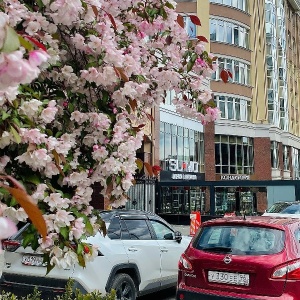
[215,135,254,175]
[159,122,204,173]
[292,148,300,180]
[183,15,196,39]
[210,0,249,12]
[212,57,250,86]
[283,145,290,171]
[271,141,279,169]
[210,18,250,49]
[214,94,250,121]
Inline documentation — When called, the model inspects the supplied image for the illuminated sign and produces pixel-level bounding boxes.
[166,159,199,172]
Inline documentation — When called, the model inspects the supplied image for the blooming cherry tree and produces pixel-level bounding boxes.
[0,0,220,271]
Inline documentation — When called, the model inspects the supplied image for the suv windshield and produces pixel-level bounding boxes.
[267,203,300,214]
[194,225,285,255]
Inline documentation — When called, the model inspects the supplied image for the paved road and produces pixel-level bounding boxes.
[139,287,176,300]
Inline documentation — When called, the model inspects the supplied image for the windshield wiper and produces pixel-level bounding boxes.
[200,246,232,253]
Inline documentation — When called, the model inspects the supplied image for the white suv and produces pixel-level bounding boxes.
[0,210,191,299]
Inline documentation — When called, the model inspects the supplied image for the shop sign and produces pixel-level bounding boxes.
[167,159,199,172]
[219,174,250,180]
[160,170,205,182]
[171,173,197,180]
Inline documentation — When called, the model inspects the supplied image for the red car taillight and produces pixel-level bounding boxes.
[178,253,193,271]
[272,260,300,280]
[2,240,21,252]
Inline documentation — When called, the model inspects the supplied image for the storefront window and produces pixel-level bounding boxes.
[215,135,254,174]
[160,122,204,172]
[160,186,206,215]
[271,141,279,169]
[215,187,255,215]
[283,145,290,171]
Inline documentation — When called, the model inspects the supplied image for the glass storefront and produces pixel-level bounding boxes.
[159,186,206,215]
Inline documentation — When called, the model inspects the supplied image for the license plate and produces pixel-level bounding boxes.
[22,254,45,267]
[208,270,249,286]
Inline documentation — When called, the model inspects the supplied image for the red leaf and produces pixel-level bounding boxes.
[177,15,184,28]
[106,12,117,30]
[190,15,201,26]
[196,35,208,43]
[146,113,154,122]
[144,162,153,177]
[220,69,229,83]
[24,35,47,51]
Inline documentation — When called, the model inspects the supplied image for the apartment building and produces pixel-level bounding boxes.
[153,0,300,224]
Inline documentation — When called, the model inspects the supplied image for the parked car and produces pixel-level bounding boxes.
[0,209,191,300]
[177,216,300,300]
[262,201,300,218]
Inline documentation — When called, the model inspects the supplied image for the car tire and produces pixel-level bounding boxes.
[110,273,137,300]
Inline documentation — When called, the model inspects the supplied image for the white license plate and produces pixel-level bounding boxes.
[22,254,44,267]
[208,270,249,286]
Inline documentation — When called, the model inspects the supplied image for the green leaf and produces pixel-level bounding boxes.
[77,253,86,267]
[187,60,195,73]
[116,176,121,185]
[1,26,20,52]
[106,176,112,186]
[165,1,175,9]
[25,174,41,185]
[77,243,84,255]
[0,187,10,195]
[18,35,34,51]
[12,117,21,127]
[31,236,39,250]
[35,0,44,9]
[85,221,94,235]
[46,259,55,275]
[10,125,21,144]
[22,233,35,248]
[60,227,69,240]
[1,111,10,121]
[9,197,18,207]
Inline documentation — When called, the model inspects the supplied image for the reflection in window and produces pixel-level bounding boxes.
[150,221,173,240]
[215,135,254,174]
[213,57,250,86]
[160,122,204,172]
[210,0,249,12]
[283,145,290,171]
[271,141,279,169]
[124,219,152,240]
[210,18,250,49]
[183,15,196,39]
[214,94,250,121]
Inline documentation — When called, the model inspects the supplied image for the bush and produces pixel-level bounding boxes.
[0,279,116,300]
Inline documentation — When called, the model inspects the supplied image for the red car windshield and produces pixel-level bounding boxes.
[194,225,285,255]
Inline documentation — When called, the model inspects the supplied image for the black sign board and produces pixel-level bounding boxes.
[160,171,205,182]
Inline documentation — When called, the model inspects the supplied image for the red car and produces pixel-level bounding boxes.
[177,216,300,300]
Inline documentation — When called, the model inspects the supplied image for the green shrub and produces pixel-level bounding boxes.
[0,279,116,300]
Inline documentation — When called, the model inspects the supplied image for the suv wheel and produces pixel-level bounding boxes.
[110,273,137,300]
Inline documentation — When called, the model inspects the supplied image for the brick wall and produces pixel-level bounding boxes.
[204,122,216,181]
[253,137,272,180]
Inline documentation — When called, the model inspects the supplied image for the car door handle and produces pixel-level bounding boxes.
[161,248,168,253]
[128,247,138,252]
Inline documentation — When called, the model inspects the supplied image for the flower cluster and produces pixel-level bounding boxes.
[0,0,219,269]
